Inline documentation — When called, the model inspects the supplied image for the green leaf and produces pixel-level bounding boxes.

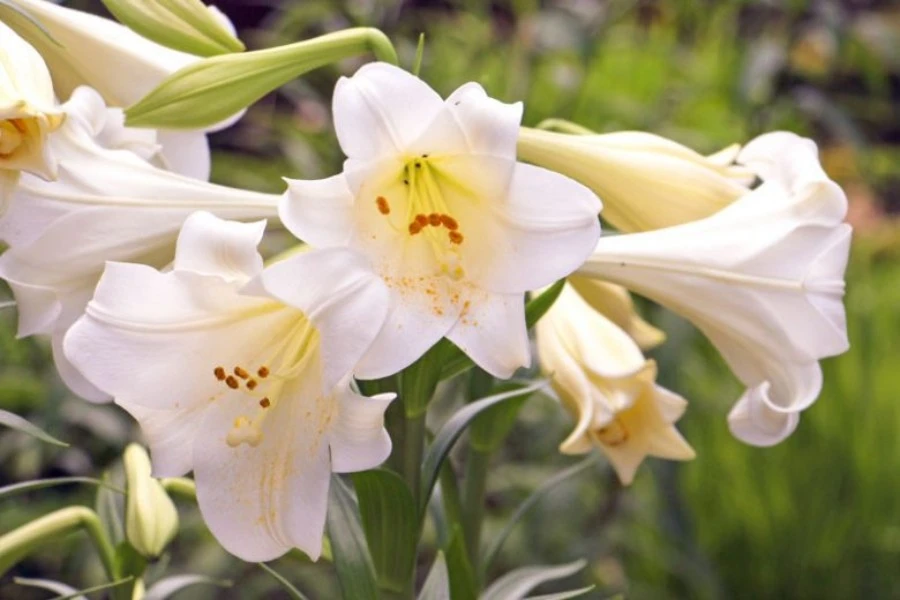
[13,577,85,600]
[445,527,477,600]
[47,577,134,600]
[418,552,450,600]
[99,0,244,57]
[438,281,565,381]
[481,456,598,575]
[481,560,587,600]
[96,472,125,546]
[326,476,379,600]
[257,564,308,600]
[420,382,545,515]
[352,470,418,593]
[468,381,536,454]
[527,586,596,600]
[399,341,451,418]
[0,409,68,447]
[0,477,123,500]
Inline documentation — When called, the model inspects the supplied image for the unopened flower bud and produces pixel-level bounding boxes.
[123,444,179,558]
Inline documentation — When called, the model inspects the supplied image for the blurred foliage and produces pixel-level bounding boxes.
[1,0,899,598]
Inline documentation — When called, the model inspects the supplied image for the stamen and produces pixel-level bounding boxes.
[225,375,239,389]
[428,213,442,227]
[376,196,390,215]
[596,419,629,446]
[440,215,458,230]
[448,231,464,245]
[213,366,226,381]
[257,366,269,378]
[234,366,249,379]
[259,397,271,408]
[415,214,428,227]
[409,222,423,235]
[246,379,258,390]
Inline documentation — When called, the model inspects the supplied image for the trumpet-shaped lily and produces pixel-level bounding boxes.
[283,63,602,378]
[0,21,64,190]
[536,283,694,485]
[0,86,279,402]
[577,132,852,446]
[64,212,394,561]
[517,128,754,232]
[0,0,242,179]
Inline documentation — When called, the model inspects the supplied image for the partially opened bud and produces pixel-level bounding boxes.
[99,0,244,57]
[123,444,179,558]
[517,128,754,232]
[0,21,64,184]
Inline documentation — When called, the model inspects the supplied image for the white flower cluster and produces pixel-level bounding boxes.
[0,1,850,562]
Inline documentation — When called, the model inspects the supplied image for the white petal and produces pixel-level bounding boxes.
[445,288,529,379]
[173,211,265,282]
[456,160,601,294]
[156,129,211,180]
[329,387,394,473]
[118,401,204,477]
[256,247,389,391]
[2,278,59,337]
[52,329,109,403]
[445,82,522,158]
[193,375,332,561]
[727,386,801,447]
[281,174,354,247]
[332,63,447,160]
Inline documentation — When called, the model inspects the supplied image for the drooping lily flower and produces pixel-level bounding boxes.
[536,283,694,485]
[0,86,279,401]
[517,128,755,232]
[0,0,242,179]
[283,63,602,378]
[0,20,64,191]
[577,132,852,446]
[65,212,394,561]
[566,276,665,350]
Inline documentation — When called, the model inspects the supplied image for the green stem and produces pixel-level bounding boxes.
[403,412,426,511]
[0,507,118,581]
[461,448,490,570]
[160,477,197,501]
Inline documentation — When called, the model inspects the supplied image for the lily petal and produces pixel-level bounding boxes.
[445,82,522,158]
[329,387,395,473]
[281,174,354,248]
[174,211,266,281]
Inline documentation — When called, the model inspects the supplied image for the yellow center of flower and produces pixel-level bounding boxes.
[375,155,467,280]
[212,315,320,448]
[0,119,27,157]
[594,417,629,447]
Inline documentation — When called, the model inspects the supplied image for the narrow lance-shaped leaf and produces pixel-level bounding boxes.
[325,476,379,600]
[257,564,308,600]
[418,552,450,600]
[0,409,68,447]
[445,527,477,600]
[481,560,588,600]
[0,477,123,501]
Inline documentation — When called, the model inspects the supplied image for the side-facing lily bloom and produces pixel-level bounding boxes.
[537,283,694,485]
[0,0,241,179]
[577,132,852,446]
[65,212,394,561]
[283,63,602,379]
[0,20,64,191]
[0,86,280,402]
[517,128,754,232]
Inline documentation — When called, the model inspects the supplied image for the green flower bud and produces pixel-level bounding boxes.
[123,444,179,559]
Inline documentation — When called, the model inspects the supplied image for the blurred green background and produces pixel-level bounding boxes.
[1,0,899,598]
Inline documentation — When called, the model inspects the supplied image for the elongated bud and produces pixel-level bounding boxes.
[99,0,244,57]
[517,126,755,232]
[125,28,398,129]
[123,444,179,558]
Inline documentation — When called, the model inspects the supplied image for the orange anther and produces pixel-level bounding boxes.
[234,366,249,379]
[247,379,258,390]
[409,222,422,235]
[415,214,428,226]
[428,213,442,226]
[449,231,464,245]
[440,215,458,230]
[257,366,269,378]
[259,397,271,408]
[376,196,390,215]
[225,376,239,389]
[214,366,226,381]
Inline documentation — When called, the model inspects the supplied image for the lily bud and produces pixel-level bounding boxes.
[536,283,694,485]
[123,444,179,558]
[517,127,754,232]
[0,21,64,185]
[99,0,244,57]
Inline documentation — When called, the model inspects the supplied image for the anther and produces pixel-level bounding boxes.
[225,375,239,389]
[403,179,409,185]
[246,379,258,390]
[259,397,271,409]
[415,162,421,168]
[428,213,442,227]
[440,215,459,230]
[376,196,390,215]
[449,231,464,245]
[257,366,269,378]
[214,366,226,381]
[415,214,428,227]
[409,222,422,235]
[234,366,249,379]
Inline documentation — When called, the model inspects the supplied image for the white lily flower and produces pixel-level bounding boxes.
[283,63,602,379]
[0,20,64,189]
[0,0,243,179]
[567,276,665,350]
[577,132,852,446]
[64,212,394,561]
[536,283,694,485]
[517,128,755,232]
[0,87,279,402]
